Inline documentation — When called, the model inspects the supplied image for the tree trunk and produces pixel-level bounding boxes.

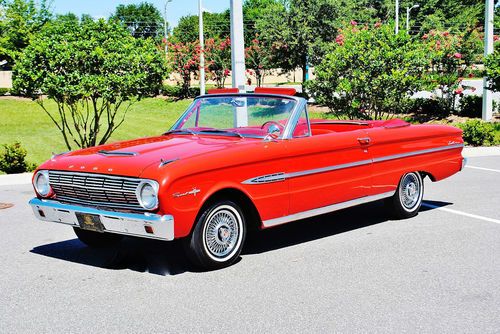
[301,55,308,84]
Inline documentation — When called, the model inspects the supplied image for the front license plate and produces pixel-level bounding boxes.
[76,213,104,232]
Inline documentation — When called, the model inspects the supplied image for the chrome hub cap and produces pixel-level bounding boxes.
[400,173,421,210]
[204,208,240,258]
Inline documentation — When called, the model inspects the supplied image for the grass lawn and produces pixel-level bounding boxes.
[0,97,191,165]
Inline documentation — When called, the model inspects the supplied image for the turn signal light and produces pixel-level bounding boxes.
[144,225,154,234]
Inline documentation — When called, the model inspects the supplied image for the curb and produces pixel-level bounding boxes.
[0,147,499,186]
[462,146,500,157]
[0,173,33,186]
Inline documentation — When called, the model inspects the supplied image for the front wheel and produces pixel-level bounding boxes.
[184,200,246,270]
[386,172,424,219]
[73,227,123,248]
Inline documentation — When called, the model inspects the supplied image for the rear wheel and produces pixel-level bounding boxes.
[387,172,424,219]
[73,227,123,248]
[184,200,246,270]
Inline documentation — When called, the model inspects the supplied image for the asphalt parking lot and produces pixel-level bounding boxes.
[0,155,499,333]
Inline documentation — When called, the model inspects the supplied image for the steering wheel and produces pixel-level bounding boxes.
[260,121,285,131]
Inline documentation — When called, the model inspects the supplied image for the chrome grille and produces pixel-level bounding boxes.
[48,170,143,210]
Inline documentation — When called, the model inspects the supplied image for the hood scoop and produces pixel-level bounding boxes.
[98,150,138,157]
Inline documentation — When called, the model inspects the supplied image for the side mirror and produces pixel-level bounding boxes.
[264,124,281,141]
[267,124,281,137]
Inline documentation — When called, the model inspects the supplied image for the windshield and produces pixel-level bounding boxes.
[170,95,298,138]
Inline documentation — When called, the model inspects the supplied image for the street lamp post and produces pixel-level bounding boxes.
[395,0,399,34]
[163,0,172,54]
[482,0,494,121]
[199,0,205,96]
[406,4,419,32]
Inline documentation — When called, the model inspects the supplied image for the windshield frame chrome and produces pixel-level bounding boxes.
[169,93,308,140]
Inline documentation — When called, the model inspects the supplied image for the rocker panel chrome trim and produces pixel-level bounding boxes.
[262,191,395,227]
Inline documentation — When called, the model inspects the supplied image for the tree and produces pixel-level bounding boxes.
[485,41,500,93]
[205,37,232,88]
[168,41,201,96]
[172,11,230,44]
[306,24,430,120]
[423,28,482,114]
[0,0,52,66]
[245,37,272,87]
[110,2,163,39]
[13,19,167,150]
[256,0,348,83]
[242,0,277,45]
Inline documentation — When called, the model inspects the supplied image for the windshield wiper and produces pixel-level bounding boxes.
[163,129,196,136]
[197,129,243,138]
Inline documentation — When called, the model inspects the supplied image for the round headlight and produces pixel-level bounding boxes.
[34,170,52,197]
[136,181,159,210]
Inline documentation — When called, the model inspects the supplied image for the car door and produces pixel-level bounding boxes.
[283,109,373,219]
[285,131,373,217]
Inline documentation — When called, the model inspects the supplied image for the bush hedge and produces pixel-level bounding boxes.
[0,142,37,174]
[458,120,498,146]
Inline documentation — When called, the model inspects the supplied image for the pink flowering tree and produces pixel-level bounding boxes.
[306,23,430,120]
[422,29,482,114]
[167,41,200,96]
[204,37,232,88]
[245,37,272,87]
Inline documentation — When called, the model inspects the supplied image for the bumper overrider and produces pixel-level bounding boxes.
[29,198,174,241]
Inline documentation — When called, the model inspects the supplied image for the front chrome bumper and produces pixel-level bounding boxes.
[29,198,174,241]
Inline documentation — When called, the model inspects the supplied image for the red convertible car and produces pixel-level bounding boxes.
[29,91,465,269]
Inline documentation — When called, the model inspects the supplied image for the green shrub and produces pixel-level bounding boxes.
[162,84,204,98]
[458,120,498,146]
[162,84,181,97]
[0,142,37,174]
[0,88,10,96]
[459,95,482,117]
[485,50,500,92]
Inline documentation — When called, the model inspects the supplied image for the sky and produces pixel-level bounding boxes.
[50,0,230,27]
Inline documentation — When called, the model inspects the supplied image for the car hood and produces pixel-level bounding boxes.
[40,135,253,178]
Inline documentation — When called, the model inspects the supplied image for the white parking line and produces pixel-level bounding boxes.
[422,202,500,225]
[465,165,500,173]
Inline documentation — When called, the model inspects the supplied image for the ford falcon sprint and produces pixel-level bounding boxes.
[29,89,465,269]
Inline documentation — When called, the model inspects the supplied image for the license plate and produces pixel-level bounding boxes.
[76,213,104,232]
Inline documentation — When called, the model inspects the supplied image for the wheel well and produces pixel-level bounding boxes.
[197,188,262,233]
[419,171,436,182]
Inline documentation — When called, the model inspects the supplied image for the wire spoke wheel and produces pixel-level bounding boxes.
[186,200,246,269]
[387,172,424,219]
[399,173,421,210]
[204,208,240,258]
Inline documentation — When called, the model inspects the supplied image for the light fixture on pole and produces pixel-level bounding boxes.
[406,4,419,32]
[395,0,399,34]
[163,0,172,54]
[199,0,205,96]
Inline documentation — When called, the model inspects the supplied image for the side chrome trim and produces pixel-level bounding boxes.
[242,172,286,184]
[372,143,464,163]
[98,150,138,157]
[242,143,464,184]
[263,191,395,227]
[286,159,372,179]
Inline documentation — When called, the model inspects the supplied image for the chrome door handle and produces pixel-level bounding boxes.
[357,137,371,145]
